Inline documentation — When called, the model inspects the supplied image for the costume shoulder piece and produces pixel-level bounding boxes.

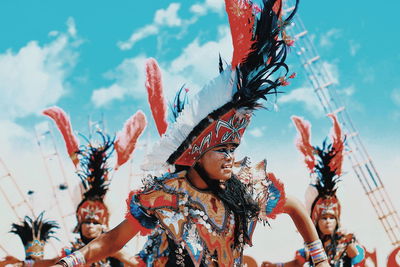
[235,157,286,221]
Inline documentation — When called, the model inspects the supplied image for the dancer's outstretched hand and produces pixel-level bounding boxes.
[0,255,21,267]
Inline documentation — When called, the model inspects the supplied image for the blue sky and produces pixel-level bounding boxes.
[1,0,399,265]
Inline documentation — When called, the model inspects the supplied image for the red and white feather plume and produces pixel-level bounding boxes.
[42,106,80,167]
[291,115,316,172]
[145,58,168,136]
[327,113,344,176]
[114,110,147,170]
[225,0,256,69]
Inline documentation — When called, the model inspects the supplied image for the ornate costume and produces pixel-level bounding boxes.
[124,0,299,266]
[10,212,59,261]
[291,115,365,267]
[127,159,285,266]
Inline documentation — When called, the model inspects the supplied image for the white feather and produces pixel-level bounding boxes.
[141,68,237,171]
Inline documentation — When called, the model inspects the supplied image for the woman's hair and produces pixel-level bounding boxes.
[193,163,260,247]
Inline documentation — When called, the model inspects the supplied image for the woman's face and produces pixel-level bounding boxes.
[80,220,103,240]
[197,144,237,181]
[318,213,337,236]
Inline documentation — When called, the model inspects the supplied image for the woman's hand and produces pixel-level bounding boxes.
[0,255,22,267]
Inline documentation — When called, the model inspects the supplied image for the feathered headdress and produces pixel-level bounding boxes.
[10,212,59,260]
[291,114,345,224]
[142,0,298,171]
[74,132,114,229]
[43,107,147,230]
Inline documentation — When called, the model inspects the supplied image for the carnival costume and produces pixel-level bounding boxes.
[291,115,365,267]
[43,106,147,266]
[123,0,300,266]
[10,212,59,263]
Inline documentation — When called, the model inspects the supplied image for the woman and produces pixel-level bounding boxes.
[262,115,365,267]
[53,0,330,266]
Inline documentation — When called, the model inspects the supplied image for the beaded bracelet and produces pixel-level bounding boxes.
[23,259,35,267]
[56,251,86,267]
[305,239,327,265]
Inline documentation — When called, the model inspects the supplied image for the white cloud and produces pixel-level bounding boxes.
[279,86,324,114]
[117,25,159,51]
[91,55,148,107]
[249,127,263,138]
[118,3,184,50]
[118,0,225,51]
[341,85,355,96]
[0,17,80,120]
[321,61,339,85]
[319,28,341,48]
[349,40,360,56]
[391,88,400,106]
[190,0,224,15]
[170,26,232,86]
[95,26,233,107]
[154,3,182,27]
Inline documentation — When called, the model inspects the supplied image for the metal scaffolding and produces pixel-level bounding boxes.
[35,122,77,243]
[284,0,400,247]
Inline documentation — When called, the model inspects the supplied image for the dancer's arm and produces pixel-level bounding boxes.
[283,195,329,267]
[52,219,138,266]
[111,249,139,266]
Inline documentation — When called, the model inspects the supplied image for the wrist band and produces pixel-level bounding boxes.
[305,239,328,265]
[276,263,284,267]
[23,259,35,267]
[56,251,86,267]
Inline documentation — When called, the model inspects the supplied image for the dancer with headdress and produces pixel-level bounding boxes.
[39,106,147,266]
[0,107,147,266]
[51,1,330,266]
[261,114,365,267]
[0,212,59,266]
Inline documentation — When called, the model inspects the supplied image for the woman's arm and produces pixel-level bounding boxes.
[283,195,330,267]
[53,219,138,266]
[80,219,138,265]
[283,195,319,243]
[111,250,139,267]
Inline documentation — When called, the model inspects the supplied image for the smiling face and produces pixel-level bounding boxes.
[318,213,337,236]
[197,144,237,181]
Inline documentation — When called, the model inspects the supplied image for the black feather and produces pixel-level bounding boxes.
[76,131,114,200]
[313,139,341,197]
[10,211,59,246]
[169,86,189,123]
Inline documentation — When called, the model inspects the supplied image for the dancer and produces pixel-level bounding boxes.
[261,114,365,267]
[52,0,330,266]
[41,106,146,266]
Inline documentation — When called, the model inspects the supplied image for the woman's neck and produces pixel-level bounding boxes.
[187,167,209,189]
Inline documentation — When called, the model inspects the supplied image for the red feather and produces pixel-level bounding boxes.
[291,116,316,172]
[145,58,168,136]
[225,0,255,68]
[327,114,344,176]
[114,110,147,170]
[265,171,286,219]
[272,0,283,18]
[42,106,80,167]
